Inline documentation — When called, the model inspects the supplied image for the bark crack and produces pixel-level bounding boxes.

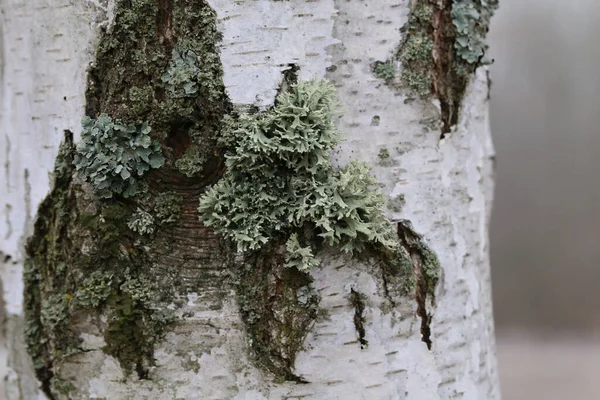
[350,288,368,349]
[431,0,458,135]
[396,221,439,350]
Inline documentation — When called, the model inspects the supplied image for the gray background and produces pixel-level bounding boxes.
[489,0,600,398]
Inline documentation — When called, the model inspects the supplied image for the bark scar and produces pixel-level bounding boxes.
[157,0,174,48]
[431,0,456,135]
[350,287,368,349]
[396,221,439,350]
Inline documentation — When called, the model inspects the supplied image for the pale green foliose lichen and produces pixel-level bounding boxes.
[162,43,224,103]
[75,271,114,308]
[162,47,202,98]
[452,0,499,64]
[199,80,398,260]
[154,191,183,224]
[73,114,164,198]
[127,208,155,235]
[284,234,319,272]
[372,60,396,81]
[175,144,205,177]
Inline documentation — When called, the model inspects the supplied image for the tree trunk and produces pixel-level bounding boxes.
[0,0,500,399]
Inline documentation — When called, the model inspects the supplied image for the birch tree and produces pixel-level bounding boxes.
[0,0,500,398]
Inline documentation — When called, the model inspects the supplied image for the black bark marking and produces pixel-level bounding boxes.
[350,288,368,349]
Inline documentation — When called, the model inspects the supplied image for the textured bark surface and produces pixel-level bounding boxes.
[0,0,499,399]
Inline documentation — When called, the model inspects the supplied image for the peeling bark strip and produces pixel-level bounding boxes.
[396,221,440,350]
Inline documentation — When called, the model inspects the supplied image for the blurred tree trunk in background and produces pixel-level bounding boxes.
[0,0,499,398]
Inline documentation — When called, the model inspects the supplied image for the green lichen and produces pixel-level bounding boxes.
[73,114,164,198]
[199,79,397,256]
[40,294,70,332]
[371,0,497,131]
[398,30,434,97]
[175,144,205,177]
[452,0,499,64]
[378,148,390,160]
[25,136,177,396]
[75,271,114,308]
[162,44,224,104]
[201,79,440,379]
[162,47,203,98]
[372,3,435,97]
[387,194,406,213]
[153,191,183,224]
[284,234,319,272]
[127,208,156,235]
[25,1,232,396]
[372,60,396,81]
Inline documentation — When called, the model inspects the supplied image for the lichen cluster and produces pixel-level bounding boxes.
[25,136,177,396]
[371,0,497,108]
[199,80,398,270]
[452,0,499,64]
[127,208,156,235]
[162,45,224,103]
[73,114,164,198]
[397,4,435,97]
[24,1,229,395]
[371,3,434,97]
[25,0,446,393]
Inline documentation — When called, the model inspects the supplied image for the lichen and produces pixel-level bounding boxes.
[24,1,231,394]
[25,0,446,394]
[372,60,396,81]
[175,144,205,177]
[75,271,114,309]
[153,191,183,224]
[201,79,441,378]
[284,234,319,272]
[372,3,435,97]
[371,0,497,132]
[452,0,498,64]
[73,114,164,198]
[199,79,398,256]
[387,194,406,213]
[127,208,156,235]
[162,47,204,99]
[378,148,390,161]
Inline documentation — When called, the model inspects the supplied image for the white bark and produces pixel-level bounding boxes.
[0,0,499,399]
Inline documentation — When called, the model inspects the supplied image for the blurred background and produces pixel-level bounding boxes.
[489,0,600,398]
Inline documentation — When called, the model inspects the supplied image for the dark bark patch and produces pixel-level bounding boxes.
[396,220,440,350]
[236,239,319,383]
[371,0,498,134]
[350,288,368,349]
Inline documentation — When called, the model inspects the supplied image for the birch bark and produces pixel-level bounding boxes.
[0,0,499,398]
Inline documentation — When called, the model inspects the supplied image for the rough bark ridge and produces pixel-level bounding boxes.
[23,1,235,397]
[1,0,500,398]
